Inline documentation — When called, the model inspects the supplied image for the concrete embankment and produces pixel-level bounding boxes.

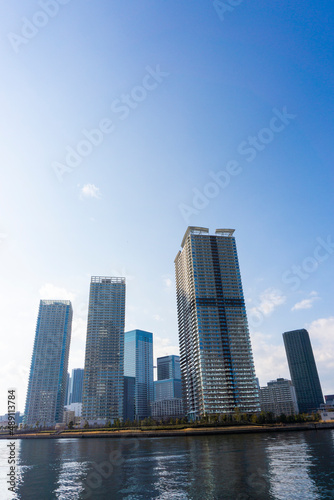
[2,422,334,440]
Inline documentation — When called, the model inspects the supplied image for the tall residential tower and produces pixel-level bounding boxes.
[24,300,73,426]
[175,227,260,419]
[82,276,126,423]
[283,328,323,413]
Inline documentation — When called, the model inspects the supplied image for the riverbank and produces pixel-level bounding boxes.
[2,421,334,439]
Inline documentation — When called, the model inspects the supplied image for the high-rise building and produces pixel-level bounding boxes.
[69,368,84,404]
[175,227,260,419]
[259,378,299,416]
[24,300,73,427]
[123,376,135,421]
[65,373,71,405]
[155,354,181,399]
[154,379,182,401]
[124,329,154,420]
[283,328,324,413]
[157,355,181,380]
[82,276,126,423]
[150,399,184,419]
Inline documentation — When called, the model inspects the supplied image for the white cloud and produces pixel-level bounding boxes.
[80,183,102,199]
[251,331,289,386]
[110,267,135,282]
[249,288,286,321]
[162,275,173,291]
[71,317,87,341]
[153,314,164,322]
[153,335,179,370]
[292,292,320,311]
[39,283,76,303]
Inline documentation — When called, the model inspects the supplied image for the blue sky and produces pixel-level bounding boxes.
[0,0,333,414]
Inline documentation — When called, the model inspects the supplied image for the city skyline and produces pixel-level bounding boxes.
[1,2,334,416]
[4,228,333,416]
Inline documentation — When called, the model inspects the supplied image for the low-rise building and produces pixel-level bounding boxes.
[150,398,184,419]
[260,378,299,416]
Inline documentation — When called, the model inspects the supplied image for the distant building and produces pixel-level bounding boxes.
[157,355,181,380]
[65,373,71,406]
[325,395,334,406]
[156,355,182,398]
[154,379,182,401]
[283,329,324,413]
[151,398,184,420]
[0,412,21,427]
[69,368,84,404]
[82,277,126,423]
[259,378,299,416]
[124,330,154,420]
[64,403,82,417]
[63,410,75,425]
[123,376,135,421]
[320,408,334,422]
[24,300,72,427]
[175,227,260,419]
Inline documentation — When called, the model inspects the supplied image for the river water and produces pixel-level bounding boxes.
[1,430,334,499]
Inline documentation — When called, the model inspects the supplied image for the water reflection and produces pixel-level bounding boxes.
[265,430,334,499]
[0,429,333,499]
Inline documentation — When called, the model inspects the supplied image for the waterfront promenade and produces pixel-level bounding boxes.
[2,421,334,440]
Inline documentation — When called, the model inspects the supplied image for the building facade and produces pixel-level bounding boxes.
[123,376,135,421]
[65,373,71,406]
[82,276,126,423]
[151,398,184,419]
[157,355,181,380]
[124,329,154,420]
[69,368,84,404]
[175,227,260,419]
[283,328,324,413]
[154,379,182,401]
[325,395,334,406]
[259,378,299,416]
[24,300,73,426]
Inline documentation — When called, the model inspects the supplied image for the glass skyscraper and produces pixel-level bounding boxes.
[69,368,84,404]
[82,276,126,423]
[24,300,73,427]
[175,227,260,419]
[123,376,135,421]
[124,329,154,420]
[283,328,324,413]
[154,354,182,403]
[157,355,181,380]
